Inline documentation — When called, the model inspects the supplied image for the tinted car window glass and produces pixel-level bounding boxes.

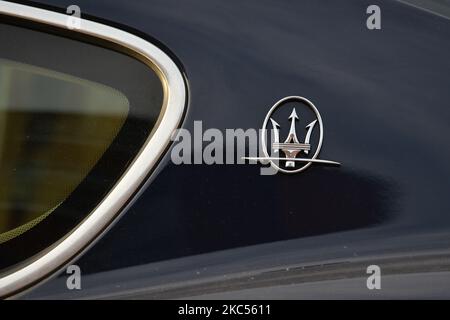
[0,18,164,274]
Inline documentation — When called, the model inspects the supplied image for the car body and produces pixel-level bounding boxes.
[0,0,450,299]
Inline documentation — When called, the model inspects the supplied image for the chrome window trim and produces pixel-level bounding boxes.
[0,1,186,297]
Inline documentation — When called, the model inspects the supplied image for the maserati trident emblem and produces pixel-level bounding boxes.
[245,96,340,174]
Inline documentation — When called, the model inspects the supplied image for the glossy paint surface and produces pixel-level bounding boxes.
[12,0,450,298]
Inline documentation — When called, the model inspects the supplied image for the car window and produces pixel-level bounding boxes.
[0,19,165,275]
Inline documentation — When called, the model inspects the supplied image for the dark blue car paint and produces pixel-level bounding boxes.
[13,0,450,298]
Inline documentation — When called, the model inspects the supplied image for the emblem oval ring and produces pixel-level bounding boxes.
[261,96,324,174]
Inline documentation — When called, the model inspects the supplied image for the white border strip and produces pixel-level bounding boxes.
[0,1,186,297]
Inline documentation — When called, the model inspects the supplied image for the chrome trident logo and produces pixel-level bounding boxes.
[245,96,340,174]
[271,108,317,168]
